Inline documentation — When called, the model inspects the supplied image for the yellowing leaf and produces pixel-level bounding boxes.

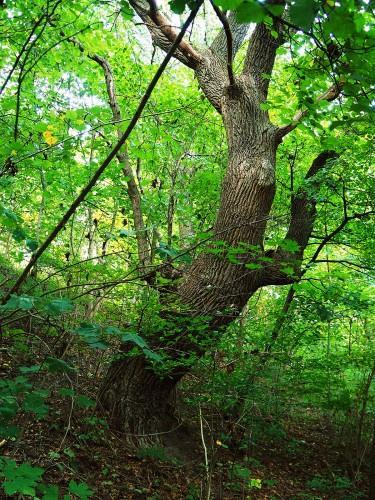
[43,130,57,145]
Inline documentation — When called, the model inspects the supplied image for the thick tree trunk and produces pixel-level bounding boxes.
[97,10,332,436]
[98,355,178,443]
[180,78,277,319]
[98,79,280,435]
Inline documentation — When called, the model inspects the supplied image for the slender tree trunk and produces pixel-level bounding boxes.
[357,363,375,461]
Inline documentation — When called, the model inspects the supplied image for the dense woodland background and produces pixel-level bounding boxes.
[0,0,374,498]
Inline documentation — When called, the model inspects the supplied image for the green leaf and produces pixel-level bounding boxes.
[74,323,109,349]
[45,357,76,374]
[63,447,76,458]
[245,262,263,270]
[19,364,40,374]
[12,226,27,241]
[44,298,75,316]
[143,348,162,363]
[25,238,38,251]
[289,0,318,30]
[267,4,284,16]
[1,459,44,496]
[169,0,186,14]
[76,395,95,409]
[0,395,18,420]
[59,387,75,397]
[104,325,122,336]
[280,266,295,276]
[213,0,242,9]
[68,480,94,499]
[260,102,271,111]
[250,478,262,489]
[236,1,265,23]
[0,205,18,222]
[1,294,34,311]
[40,484,59,500]
[122,331,148,349]
[23,389,50,417]
[121,332,162,362]
[279,238,300,252]
[4,477,36,496]
[232,464,251,479]
[156,243,191,263]
[120,0,134,19]
[0,424,20,439]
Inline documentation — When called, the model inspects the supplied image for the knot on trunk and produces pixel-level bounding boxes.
[225,83,242,100]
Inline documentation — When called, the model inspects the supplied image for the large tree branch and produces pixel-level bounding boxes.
[277,81,344,138]
[283,150,339,250]
[129,0,203,68]
[210,2,235,86]
[130,0,229,111]
[210,10,249,62]
[243,1,285,97]
[260,150,338,287]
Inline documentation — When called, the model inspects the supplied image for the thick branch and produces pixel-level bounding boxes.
[278,81,344,138]
[210,10,249,62]
[130,0,230,111]
[243,2,285,97]
[210,1,235,86]
[129,0,202,68]
[284,150,339,251]
[261,150,338,286]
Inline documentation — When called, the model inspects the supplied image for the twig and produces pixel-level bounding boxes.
[199,403,211,500]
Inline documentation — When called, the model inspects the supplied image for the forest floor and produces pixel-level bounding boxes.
[1,386,370,497]
[0,343,370,499]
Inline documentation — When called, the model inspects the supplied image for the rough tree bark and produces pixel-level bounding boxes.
[98,0,342,437]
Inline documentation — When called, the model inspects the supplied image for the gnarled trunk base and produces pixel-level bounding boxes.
[98,356,178,446]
